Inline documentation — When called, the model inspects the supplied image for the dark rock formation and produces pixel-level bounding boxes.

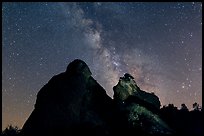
[20,60,173,136]
[113,73,160,109]
[21,59,114,136]
[113,73,173,135]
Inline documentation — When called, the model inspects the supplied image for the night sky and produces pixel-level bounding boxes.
[2,2,202,130]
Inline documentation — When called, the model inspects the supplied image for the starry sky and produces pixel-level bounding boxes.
[2,2,202,130]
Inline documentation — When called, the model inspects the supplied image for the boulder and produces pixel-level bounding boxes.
[113,73,173,135]
[21,59,113,136]
[113,73,160,109]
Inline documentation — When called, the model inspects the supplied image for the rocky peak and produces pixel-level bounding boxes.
[21,59,113,136]
[113,73,140,101]
[113,73,171,135]
[66,59,92,79]
[113,73,161,109]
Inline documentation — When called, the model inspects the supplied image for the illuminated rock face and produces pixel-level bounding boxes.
[113,73,141,101]
[126,103,172,135]
[113,73,172,135]
[113,73,161,109]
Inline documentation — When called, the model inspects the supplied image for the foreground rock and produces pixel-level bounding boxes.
[21,59,172,136]
[21,59,114,136]
[113,73,173,135]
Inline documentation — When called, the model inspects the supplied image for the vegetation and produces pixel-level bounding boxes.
[160,103,203,136]
[1,102,202,136]
[1,125,21,136]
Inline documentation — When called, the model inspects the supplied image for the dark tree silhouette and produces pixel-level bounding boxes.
[193,102,201,111]
[1,125,21,136]
[160,102,203,136]
[180,103,189,111]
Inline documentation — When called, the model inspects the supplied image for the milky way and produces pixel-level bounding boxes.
[2,2,202,130]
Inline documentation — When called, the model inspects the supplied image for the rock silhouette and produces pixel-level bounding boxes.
[20,59,173,136]
[113,73,161,110]
[113,73,172,135]
[21,59,113,136]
